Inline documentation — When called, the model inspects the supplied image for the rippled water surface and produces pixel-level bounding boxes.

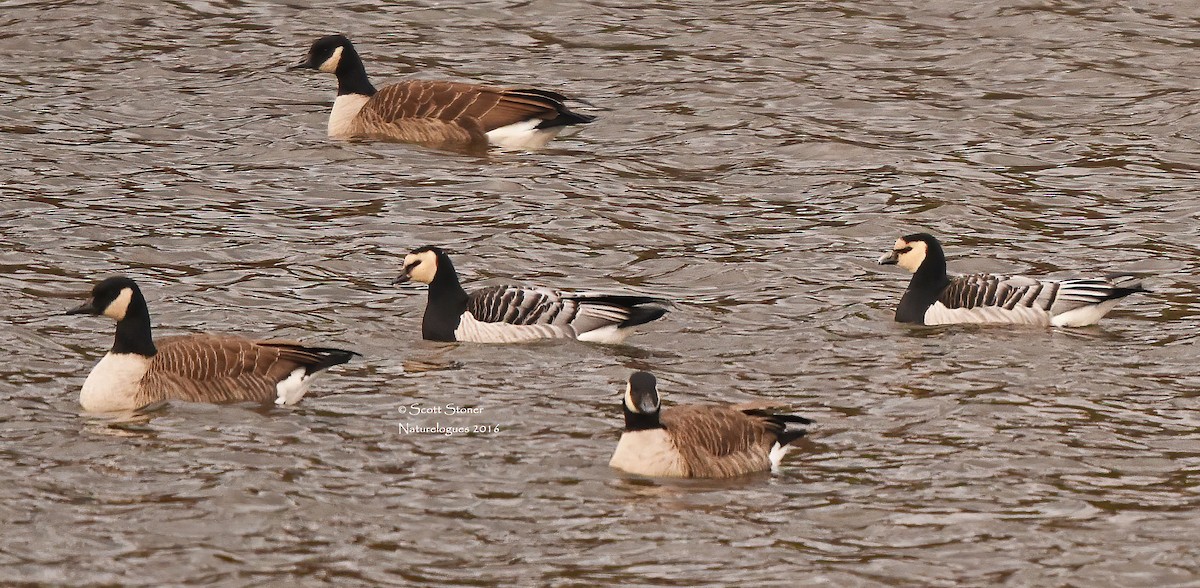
[3,0,1200,585]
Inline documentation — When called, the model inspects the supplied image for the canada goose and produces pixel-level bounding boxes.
[878,233,1147,326]
[393,246,670,344]
[609,372,812,478]
[66,276,357,413]
[289,34,595,150]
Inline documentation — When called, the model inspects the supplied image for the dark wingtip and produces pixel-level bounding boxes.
[776,429,808,447]
[618,305,669,328]
[303,348,360,373]
[776,414,812,446]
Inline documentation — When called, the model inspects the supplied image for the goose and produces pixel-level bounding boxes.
[609,372,812,478]
[289,34,596,150]
[878,233,1147,326]
[66,276,358,413]
[393,246,670,344]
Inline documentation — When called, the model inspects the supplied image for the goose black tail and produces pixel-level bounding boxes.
[751,412,812,446]
[1105,274,1149,299]
[301,347,361,374]
[511,89,597,128]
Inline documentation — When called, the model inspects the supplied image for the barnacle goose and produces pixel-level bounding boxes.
[393,246,669,344]
[878,233,1146,326]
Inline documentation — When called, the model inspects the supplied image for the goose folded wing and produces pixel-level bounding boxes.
[142,335,313,403]
[661,406,776,477]
[939,274,1060,311]
[1046,278,1139,314]
[361,81,560,129]
[466,285,578,326]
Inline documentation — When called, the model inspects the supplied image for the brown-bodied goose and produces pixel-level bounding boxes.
[290,34,595,150]
[66,276,357,413]
[609,372,812,478]
[394,246,670,344]
[879,233,1147,326]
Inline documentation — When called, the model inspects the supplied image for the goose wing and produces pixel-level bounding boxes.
[1045,275,1145,314]
[941,273,1142,314]
[466,285,579,326]
[142,335,341,404]
[467,286,666,330]
[361,81,573,132]
[939,274,1055,311]
[660,405,777,478]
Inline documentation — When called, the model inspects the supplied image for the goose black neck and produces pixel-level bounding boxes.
[911,249,949,290]
[336,46,376,96]
[112,292,157,357]
[622,403,664,432]
[896,246,951,324]
[422,255,469,341]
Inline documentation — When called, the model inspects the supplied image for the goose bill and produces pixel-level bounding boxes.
[66,301,99,315]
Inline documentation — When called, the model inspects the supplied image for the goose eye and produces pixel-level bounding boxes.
[896,246,913,254]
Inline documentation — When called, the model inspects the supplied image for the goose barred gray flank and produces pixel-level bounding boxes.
[66,277,357,412]
[878,233,1147,326]
[290,34,595,150]
[393,246,670,344]
[609,372,812,478]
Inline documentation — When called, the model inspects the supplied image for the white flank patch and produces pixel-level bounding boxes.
[79,352,151,413]
[328,93,370,138]
[275,367,311,406]
[485,118,563,150]
[769,442,788,471]
[1051,298,1122,327]
[453,312,571,343]
[609,430,685,477]
[576,324,632,345]
[924,302,1052,326]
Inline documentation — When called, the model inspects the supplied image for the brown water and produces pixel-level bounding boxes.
[3,0,1200,585]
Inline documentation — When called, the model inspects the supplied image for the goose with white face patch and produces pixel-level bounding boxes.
[66,277,358,413]
[393,246,670,344]
[290,34,595,150]
[609,372,812,478]
[878,233,1147,327]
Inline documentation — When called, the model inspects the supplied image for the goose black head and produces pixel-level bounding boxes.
[66,276,142,321]
[394,246,446,285]
[291,34,355,73]
[878,233,942,274]
[624,371,661,415]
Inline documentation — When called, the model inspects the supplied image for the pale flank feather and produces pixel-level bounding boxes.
[609,429,687,478]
